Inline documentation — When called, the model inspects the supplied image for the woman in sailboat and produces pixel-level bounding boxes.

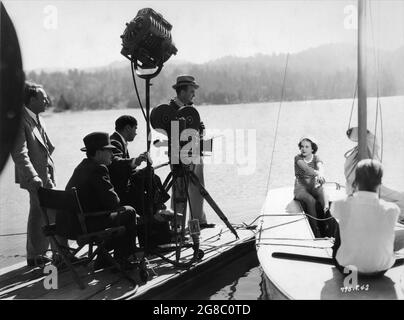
[293,136,329,237]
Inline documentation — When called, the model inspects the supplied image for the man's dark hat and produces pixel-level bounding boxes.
[172,75,199,89]
[80,132,115,152]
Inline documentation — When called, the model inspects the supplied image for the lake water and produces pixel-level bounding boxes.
[1,96,404,299]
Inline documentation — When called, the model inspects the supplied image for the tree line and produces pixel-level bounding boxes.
[25,44,404,112]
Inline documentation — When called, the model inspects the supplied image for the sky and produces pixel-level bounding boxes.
[3,0,404,71]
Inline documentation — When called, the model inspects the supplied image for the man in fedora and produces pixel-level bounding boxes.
[167,75,215,229]
[11,81,56,267]
[65,132,137,268]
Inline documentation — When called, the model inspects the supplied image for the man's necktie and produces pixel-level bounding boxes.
[36,115,48,147]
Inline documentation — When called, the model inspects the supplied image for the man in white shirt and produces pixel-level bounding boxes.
[11,81,55,267]
[331,159,403,276]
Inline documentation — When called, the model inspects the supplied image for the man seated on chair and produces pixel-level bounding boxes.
[108,115,173,232]
[108,115,149,203]
[65,132,137,269]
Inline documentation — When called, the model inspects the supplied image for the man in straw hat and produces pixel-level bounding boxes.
[65,132,137,268]
[167,75,215,229]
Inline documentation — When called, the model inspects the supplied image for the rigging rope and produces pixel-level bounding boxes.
[265,53,290,194]
[347,82,357,131]
[0,232,27,237]
[368,1,384,161]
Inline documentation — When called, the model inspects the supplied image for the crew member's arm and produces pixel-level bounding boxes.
[10,122,43,189]
[199,121,205,137]
[110,139,133,174]
[110,139,148,170]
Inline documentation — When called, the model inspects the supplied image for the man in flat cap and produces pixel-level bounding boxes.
[65,132,137,268]
[167,75,214,229]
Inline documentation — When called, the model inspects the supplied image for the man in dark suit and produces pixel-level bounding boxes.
[11,81,56,267]
[108,116,173,247]
[65,132,137,267]
[108,115,148,202]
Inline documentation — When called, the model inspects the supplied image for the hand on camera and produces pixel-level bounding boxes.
[132,152,147,167]
[199,121,206,136]
[132,152,152,168]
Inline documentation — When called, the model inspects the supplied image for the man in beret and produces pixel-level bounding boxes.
[65,132,137,268]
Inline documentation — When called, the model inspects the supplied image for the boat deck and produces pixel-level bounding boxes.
[256,186,404,300]
[0,225,255,300]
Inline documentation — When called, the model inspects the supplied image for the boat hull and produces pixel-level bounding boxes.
[256,185,404,300]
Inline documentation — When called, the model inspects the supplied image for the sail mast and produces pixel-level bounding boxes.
[358,0,368,160]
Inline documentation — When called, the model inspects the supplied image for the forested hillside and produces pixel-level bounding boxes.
[25,43,404,111]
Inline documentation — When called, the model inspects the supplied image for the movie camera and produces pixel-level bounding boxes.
[150,104,213,164]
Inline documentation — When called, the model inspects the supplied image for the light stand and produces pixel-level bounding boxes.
[131,62,163,260]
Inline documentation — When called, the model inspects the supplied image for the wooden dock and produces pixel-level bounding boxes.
[0,225,255,300]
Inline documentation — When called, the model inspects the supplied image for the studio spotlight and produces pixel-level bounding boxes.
[120,8,178,69]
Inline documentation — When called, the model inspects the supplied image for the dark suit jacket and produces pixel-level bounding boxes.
[108,132,133,199]
[66,158,120,212]
[11,108,55,189]
[61,158,120,237]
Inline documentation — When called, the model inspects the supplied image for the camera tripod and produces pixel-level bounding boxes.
[161,162,239,262]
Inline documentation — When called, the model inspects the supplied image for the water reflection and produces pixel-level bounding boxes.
[167,251,270,300]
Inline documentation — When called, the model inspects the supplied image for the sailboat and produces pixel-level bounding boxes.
[256,0,404,299]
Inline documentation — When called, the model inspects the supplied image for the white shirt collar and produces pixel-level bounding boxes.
[25,107,39,124]
[115,131,127,145]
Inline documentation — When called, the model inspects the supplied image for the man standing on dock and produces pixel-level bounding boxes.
[11,81,56,267]
[168,75,214,229]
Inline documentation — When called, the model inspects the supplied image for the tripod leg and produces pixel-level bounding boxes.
[189,171,239,239]
[184,175,201,259]
[172,175,188,262]
[162,171,174,190]
[164,178,176,195]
